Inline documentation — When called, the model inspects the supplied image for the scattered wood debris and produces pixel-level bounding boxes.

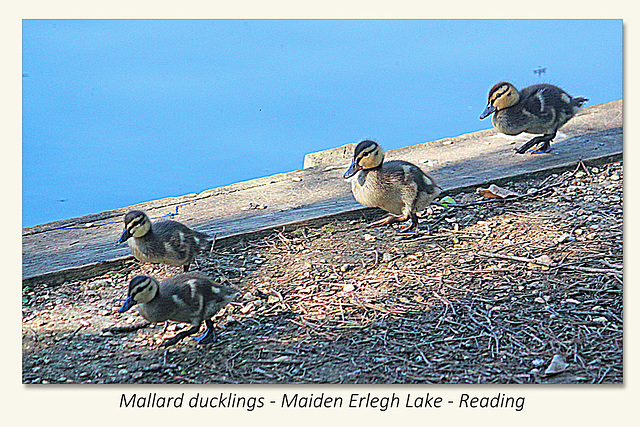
[22,160,623,384]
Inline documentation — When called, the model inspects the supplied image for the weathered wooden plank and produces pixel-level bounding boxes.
[22,100,622,284]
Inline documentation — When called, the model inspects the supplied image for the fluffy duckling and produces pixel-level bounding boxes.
[118,272,238,347]
[344,139,441,232]
[480,82,587,154]
[118,210,213,272]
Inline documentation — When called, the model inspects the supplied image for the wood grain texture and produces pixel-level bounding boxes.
[22,101,622,284]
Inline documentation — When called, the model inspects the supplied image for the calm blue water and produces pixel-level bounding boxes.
[22,19,622,228]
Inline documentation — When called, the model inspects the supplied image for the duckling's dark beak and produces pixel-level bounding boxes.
[344,160,361,179]
[117,228,131,244]
[118,296,136,313]
[479,104,496,119]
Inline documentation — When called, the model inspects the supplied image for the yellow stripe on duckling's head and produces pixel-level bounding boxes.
[480,82,520,119]
[344,139,384,178]
[124,210,152,238]
[129,275,159,304]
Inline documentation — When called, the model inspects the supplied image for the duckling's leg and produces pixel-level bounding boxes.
[193,319,216,344]
[160,324,201,347]
[515,133,554,154]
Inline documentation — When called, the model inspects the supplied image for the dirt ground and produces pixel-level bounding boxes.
[22,160,623,384]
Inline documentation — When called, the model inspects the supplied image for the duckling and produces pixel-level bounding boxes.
[118,210,213,272]
[344,139,441,232]
[118,272,238,347]
[480,82,588,154]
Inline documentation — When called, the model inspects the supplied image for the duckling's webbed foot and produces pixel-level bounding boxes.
[368,214,405,228]
[515,134,554,154]
[193,319,217,345]
[397,214,419,233]
[531,138,553,154]
[160,324,201,347]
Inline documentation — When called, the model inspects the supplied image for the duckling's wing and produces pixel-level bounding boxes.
[174,272,237,301]
[158,273,224,320]
[155,221,210,255]
[519,85,554,122]
[176,223,212,251]
[384,161,436,190]
[383,160,417,182]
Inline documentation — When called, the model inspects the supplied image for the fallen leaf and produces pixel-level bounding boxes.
[440,196,456,208]
[544,354,569,375]
[476,184,522,199]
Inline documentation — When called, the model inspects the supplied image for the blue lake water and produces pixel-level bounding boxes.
[22,19,622,228]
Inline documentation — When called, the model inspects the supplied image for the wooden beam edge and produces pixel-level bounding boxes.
[22,151,621,287]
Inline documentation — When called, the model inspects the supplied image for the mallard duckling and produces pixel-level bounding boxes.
[118,210,213,272]
[480,82,587,154]
[118,272,238,347]
[344,139,441,232]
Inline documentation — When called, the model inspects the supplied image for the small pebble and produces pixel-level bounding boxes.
[532,358,546,367]
[240,303,255,314]
[340,263,352,272]
[342,284,355,293]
